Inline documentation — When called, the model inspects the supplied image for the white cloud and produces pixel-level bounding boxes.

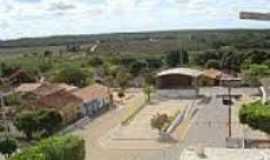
[0,0,269,39]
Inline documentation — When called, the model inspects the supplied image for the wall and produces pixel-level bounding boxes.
[81,98,109,116]
[157,89,199,99]
[156,74,194,89]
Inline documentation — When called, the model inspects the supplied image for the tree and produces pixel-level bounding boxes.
[239,101,270,134]
[37,110,62,136]
[144,73,155,86]
[244,64,270,86]
[54,65,88,87]
[0,137,17,158]
[38,61,52,73]
[10,135,85,160]
[193,49,219,66]
[88,56,103,67]
[15,110,63,139]
[15,111,40,140]
[182,49,189,65]
[116,68,131,93]
[164,49,189,67]
[129,60,147,76]
[151,113,169,133]
[43,50,53,57]
[205,59,220,69]
[143,84,154,102]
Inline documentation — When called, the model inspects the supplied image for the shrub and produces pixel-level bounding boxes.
[88,57,103,67]
[128,60,147,76]
[239,101,270,134]
[0,137,17,158]
[15,111,41,140]
[53,65,88,87]
[5,93,21,106]
[15,110,62,139]
[10,135,85,160]
[151,113,169,132]
[205,59,220,69]
[0,124,5,132]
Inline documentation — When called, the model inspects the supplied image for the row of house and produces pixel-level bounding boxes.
[15,82,112,124]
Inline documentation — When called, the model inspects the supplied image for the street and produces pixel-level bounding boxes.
[72,87,259,160]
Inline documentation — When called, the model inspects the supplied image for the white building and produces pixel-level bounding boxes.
[73,84,111,117]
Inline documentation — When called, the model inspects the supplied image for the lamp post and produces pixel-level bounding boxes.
[221,77,237,138]
[228,86,232,137]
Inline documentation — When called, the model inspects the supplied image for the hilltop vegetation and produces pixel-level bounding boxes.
[1,29,270,55]
[1,29,270,87]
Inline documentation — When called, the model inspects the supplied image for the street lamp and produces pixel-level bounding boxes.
[221,75,241,138]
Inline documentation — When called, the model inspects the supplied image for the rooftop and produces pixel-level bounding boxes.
[74,84,110,102]
[157,67,203,78]
[36,90,82,108]
[15,83,42,93]
[202,69,223,80]
[32,83,63,97]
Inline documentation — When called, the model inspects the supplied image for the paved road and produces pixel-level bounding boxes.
[73,87,259,160]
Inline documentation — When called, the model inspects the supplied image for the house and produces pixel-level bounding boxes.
[34,89,83,123]
[200,69,223,86]
[16,82,81,123]
[180,147,270,160]
[156,67,203,98]
[73,84,112,117]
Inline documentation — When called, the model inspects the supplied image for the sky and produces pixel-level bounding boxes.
[0,0,270,40]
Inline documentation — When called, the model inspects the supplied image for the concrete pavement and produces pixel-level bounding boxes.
[72,87,259,160]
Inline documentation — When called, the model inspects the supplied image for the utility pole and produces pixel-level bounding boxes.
[228,86,232,137]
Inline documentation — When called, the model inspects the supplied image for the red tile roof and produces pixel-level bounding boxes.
[36,90,82,108]
[74,84,110,102]
[32,82,63,97]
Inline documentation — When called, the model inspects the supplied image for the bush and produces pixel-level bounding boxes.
[151,113,169,132]
[53,65,88,87]
[239,101,270,134]
[15,110,62,139]
[5,93,21,106]
[0,137,17,158]
[0,124,5,132]
[10,135,85,160]
[15,111,41,140]
[88,57,103,67]
[205,59,220,69]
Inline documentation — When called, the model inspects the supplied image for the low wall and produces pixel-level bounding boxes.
[157,89,199,99]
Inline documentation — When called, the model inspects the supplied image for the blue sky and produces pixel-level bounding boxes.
[0,0,270,40]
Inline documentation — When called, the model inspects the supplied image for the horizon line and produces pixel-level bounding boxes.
[2,27,270,42]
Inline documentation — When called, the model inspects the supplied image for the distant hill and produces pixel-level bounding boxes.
[0,29,269,48]
[1,29,270,56]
